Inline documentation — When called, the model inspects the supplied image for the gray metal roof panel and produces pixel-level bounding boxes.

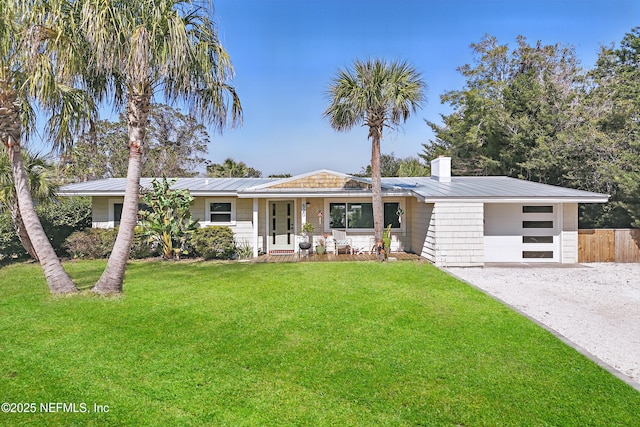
[58,175,609,202]
[59,177,278,195]
[385,176,608,200]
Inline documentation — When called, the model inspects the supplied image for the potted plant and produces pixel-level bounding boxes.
[382,224,392,251]
[300,222,315,250]
[380,224,392,261]
[315,236,326,255]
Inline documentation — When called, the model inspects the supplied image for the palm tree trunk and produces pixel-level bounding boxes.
[9,144,78,293]
[91,141,143,294]
[370,130,383,244]
[92,94,148,294]
[10,200,38,260]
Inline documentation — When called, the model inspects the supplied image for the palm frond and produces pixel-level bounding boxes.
[324,58,426,135]
[1,0,96,149]
[0,148,56,208]
[77,0,241,133]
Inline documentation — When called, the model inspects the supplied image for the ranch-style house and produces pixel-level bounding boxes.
[58,157,609,266]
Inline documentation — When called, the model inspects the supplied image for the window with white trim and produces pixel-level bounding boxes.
[205,198,236,225]
[328,202,401,230]
[113,202,151,226]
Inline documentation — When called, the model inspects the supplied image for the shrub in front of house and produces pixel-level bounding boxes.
[0,212,28,261]
[38,197,92,257]
[1,198,92,263]
[189,226,235,260]
[130,227,159,259]
[65,228,117,259]
[64,227,157,259]
[234,239,253,260]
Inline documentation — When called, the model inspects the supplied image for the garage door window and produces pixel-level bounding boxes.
[523,220,553,228]
[522,206,556,260]
[523,251,554,258]
[523,205,553,213]
[522,236,554,244]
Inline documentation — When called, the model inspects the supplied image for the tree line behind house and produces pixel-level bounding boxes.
[57,29,640,229]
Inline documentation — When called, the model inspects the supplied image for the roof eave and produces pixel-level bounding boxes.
[56,191,124,197]
[422,196,610,203]
[237,190,412,198]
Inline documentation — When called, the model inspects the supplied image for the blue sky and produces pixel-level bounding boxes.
[42,0,639,177]
[205,0,639,176]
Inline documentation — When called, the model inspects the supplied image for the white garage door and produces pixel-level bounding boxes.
[484,204,560,262]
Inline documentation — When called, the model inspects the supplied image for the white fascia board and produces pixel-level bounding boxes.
[238,191,366,199]
[58,190,243,198]
[57,191,124,197]
[422,196,610,204]
[237,190,414,199]
[186,192,240,197]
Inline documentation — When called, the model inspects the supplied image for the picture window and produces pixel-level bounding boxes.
[329,202,401,229]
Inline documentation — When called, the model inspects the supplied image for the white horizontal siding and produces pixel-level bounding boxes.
[233,199,257,243]
[190,198,206,222]
[92,197,110,228]
[92,197,123,228]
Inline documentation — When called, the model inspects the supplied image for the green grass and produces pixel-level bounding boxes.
[0,260,638,426]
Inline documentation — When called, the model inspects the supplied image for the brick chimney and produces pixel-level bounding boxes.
[430,156,451,182]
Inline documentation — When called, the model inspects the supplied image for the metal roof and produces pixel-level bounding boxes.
[386,176,609,202]
[58,177,278,196]
[58,173,609,203]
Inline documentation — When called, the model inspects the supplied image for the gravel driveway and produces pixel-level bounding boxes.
[445,263,640,390]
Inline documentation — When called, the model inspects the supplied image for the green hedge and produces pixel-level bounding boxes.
[64,227,157,259]
[189,226,236,260]
[64,225,240,260]
[0,198,92,262]
[0,213,28,261]
[37,197,92,256]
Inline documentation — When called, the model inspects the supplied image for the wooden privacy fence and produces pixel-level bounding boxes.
[578,229,640,263]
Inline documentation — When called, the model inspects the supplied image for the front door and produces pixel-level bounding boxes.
[269,201,294,253]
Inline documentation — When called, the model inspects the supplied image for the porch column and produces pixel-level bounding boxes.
[301,197,307,225]
[252,198,259,258]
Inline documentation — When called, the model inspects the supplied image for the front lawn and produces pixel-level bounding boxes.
[0,260,638,426]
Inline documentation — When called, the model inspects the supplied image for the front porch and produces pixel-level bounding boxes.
[253,251,423,263]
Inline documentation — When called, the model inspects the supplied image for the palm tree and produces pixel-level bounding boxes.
[0,1,94,293]
[0,150,57,261]
[207,157,261,178]
[77,0,242,293]
[324,59,425,244]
